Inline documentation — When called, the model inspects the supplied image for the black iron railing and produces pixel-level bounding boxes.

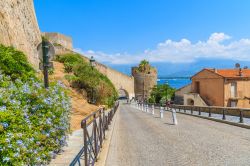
[169,104,250,123]
[70,101,119,166]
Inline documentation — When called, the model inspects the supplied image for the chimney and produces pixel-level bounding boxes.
[239,68,243,77]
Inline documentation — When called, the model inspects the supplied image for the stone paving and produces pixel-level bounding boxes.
[105,103,250,166]
[49,130,83,166]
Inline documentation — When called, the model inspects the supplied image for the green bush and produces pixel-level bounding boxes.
[149,84,175,105]
[56,54,118,107]
[0,45,71,165]
[0,45,35,81]
[57,53,84,73]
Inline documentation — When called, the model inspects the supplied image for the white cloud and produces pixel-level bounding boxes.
[207,32,231,44]
[74,33,250,64]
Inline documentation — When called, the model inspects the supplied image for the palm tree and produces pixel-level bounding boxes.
[138,59,150,72]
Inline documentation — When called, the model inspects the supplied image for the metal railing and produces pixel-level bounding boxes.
[170,104,250,123]
[70,101,119,166]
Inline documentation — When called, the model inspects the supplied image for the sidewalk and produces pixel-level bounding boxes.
[49,130,83,166]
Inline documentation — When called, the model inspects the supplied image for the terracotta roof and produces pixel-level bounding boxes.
[207,68,250,78]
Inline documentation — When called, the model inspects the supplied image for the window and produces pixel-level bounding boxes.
[195,81,200,93]
[230,101,237,107]
[231,82,237,98]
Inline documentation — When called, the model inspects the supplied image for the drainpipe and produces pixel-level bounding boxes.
[223,78,225,107]
[239,68,242,77]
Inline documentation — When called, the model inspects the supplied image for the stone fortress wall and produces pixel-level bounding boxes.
[95,63,135,98]
[0,0,41,68]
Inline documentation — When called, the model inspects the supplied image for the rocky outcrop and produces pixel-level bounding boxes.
[0,0,41,68]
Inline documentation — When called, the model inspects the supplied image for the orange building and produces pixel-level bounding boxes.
[184,68,250,108]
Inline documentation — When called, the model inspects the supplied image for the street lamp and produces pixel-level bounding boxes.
[89,56,96,104]
[37,39,55,89]
[90,56,96,69]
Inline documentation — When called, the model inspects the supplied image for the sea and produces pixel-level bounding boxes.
[157,77,191,89]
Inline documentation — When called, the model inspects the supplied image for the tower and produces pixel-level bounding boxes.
[132,61,157,102]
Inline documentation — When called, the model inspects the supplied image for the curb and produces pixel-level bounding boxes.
[95,106,120,166]
[175,111,250,129]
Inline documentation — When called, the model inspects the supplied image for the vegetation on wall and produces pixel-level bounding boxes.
[56,53,118,107]
[148,84,175,105]
[0,45,71,165]
[136,59,152,73]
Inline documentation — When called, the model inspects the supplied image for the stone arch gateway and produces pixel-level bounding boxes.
[94,62,135,100]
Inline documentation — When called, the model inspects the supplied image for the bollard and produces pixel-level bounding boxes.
[160,107,164,118]
[146,104,149,113]
[152,105,155,115]
[172,109,178,125]
[142,104,144,112]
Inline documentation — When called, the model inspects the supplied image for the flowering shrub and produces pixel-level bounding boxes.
[0,73,71,165]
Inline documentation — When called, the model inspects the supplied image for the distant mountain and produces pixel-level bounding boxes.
[104,58,250,78]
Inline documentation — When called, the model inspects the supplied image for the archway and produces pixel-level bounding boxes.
[118,89,129,100]
[187,98,194,106]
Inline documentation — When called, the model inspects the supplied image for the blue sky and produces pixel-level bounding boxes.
[34,0,250,75]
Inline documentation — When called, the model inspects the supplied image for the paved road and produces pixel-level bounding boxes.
[105,104,250,166]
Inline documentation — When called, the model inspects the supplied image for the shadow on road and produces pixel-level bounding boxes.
[164,122,174,125]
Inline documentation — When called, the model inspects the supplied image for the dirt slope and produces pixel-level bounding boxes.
[49,61,98,131]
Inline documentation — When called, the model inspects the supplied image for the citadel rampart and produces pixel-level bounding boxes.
[0,0,41,68]
[95,62,135,98]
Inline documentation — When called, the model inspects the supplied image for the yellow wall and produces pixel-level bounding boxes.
[224,79,250,108]
[192,70,224,106]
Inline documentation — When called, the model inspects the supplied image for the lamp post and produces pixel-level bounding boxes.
[42,40,50,88]
[90,56,96,104]
[38,40,54,89]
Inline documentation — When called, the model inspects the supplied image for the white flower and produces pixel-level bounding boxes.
[3,157,10,162]
[0,105,6,111]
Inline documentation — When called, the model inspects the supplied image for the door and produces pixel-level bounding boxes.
[231,82,237,98]
[230,101,237,107]
[195,81,200,93]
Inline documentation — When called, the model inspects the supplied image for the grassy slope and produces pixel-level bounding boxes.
[49,61,98,131]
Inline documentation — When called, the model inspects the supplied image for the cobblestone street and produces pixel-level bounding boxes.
[106,104,250,166]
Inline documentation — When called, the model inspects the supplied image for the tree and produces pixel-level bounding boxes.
[148,84,175,104]
[138,59,150,72]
